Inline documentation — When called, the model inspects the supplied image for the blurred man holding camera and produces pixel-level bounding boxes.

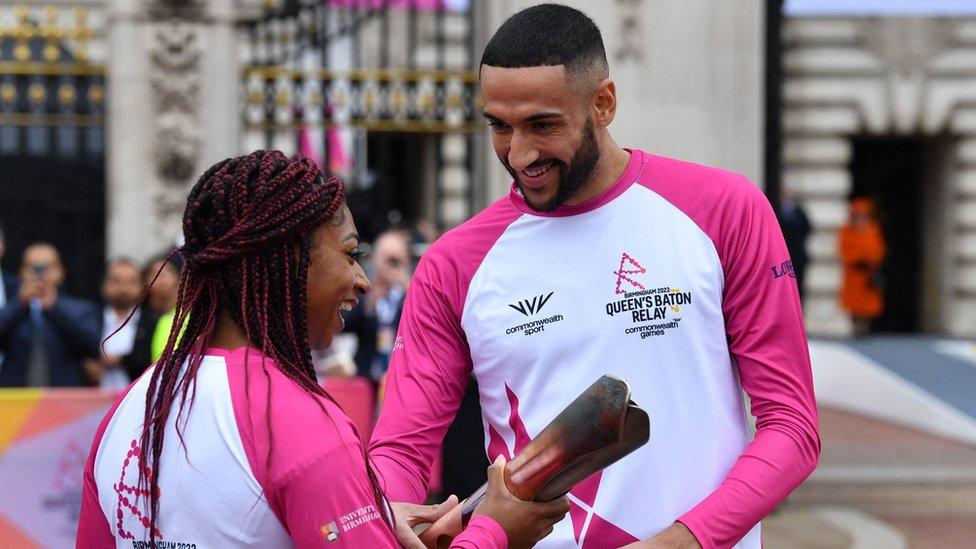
[0,242,100,387]
[0,227,17,370]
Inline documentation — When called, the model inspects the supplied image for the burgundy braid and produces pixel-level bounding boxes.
[136,150,392,543]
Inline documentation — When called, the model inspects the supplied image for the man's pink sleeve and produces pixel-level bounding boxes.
[368,258,473,503]
[659,173,821,549]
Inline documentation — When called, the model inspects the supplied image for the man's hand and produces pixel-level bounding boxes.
[18,277,42,306]
[38,278,58,309]
[619,522,701,549]
[391,494,459,549]
[474,455,570,548]
[21,275,58,309]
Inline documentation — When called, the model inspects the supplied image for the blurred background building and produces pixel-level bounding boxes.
[2,1,976,547]
[3,0,971,338]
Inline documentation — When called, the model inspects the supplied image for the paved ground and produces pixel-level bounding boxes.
[763,336,976,548]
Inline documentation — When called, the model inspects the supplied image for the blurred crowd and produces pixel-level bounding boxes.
[0,220,436,393]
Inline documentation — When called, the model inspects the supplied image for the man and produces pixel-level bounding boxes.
[369,5,819,549]
[0,243,100,386]
[84,258,159,389]
[779,189,811,301]
[344,229,412,382]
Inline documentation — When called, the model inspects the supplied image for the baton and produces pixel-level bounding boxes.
[418,375,650,548]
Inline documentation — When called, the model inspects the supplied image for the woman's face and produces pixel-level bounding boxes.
[306,204,370,350]
[146,260,180,313]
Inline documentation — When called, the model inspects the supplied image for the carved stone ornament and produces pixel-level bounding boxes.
[146,0,204,21]
[149,20,202,187]
[615,0,643,63]
[862,18,951,77]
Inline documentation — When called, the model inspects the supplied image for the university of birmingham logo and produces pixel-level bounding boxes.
[508,291,554,317]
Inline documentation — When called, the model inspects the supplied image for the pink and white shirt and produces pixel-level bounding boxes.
[369,149,820,549]
[77,348,505,548]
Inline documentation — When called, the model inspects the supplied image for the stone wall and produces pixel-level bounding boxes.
[784,17,976,337]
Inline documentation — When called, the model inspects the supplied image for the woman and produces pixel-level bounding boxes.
[77,151,567,547]
[142,253,183,362]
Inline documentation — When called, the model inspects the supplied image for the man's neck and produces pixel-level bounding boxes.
[564,145,632,207]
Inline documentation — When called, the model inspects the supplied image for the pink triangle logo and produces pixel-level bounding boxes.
[613,252,647,295]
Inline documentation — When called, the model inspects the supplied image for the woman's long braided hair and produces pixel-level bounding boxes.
[137,150,390,540]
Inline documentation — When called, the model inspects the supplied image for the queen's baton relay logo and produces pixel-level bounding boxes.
[604,252,693,340]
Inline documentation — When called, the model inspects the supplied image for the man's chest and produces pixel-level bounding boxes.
[460,192,726,373]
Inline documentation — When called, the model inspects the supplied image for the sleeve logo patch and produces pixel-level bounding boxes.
[771,260,796,279]
[320,522,340,542]
[324,504,383,538]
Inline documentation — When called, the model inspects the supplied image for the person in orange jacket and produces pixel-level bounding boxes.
[838,197,886,334]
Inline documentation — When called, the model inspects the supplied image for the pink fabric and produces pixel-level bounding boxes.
[320,376,375,440]
[76,384,136,548]
[221,347,503,547]
[299,126,324,171]
[507,148,645,217]
[368,199,524,503]
[638,156,820,548]
[327,0,456,11]
[453,515,507,548]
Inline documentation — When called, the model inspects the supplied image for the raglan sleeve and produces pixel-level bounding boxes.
[676,177,821,549]
[368,253,474,504]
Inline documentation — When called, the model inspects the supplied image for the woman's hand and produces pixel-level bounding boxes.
[474,456,570,548]
[391,494,459,549]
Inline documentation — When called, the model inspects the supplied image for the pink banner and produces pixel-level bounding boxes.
[326,0,468,11]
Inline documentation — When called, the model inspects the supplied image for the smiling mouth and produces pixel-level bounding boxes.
[338,299,357,319]
[523,161,556,180]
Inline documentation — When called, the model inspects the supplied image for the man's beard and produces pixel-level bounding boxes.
[504,120,601,212]
[107,296,136,311]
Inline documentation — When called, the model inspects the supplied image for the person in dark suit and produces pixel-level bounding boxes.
[780,190,812,302]
[0,225,16,370]
[84,258,160,389]
[342,230,410,383]
[0,243,100,386]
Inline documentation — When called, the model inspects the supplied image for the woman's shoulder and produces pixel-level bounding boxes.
[213,348,364,482]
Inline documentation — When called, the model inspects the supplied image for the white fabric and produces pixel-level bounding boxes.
[99,308,137,391]
[92,357,290,547]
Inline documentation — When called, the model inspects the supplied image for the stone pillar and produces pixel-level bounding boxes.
[439,133,470,227]
[951,136,976,335]
[107,0,242,262]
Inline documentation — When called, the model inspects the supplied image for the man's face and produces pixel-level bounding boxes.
[103,262,143,311]
[372,233,410,288]
[481,64,601,212]
[20,245,64,287]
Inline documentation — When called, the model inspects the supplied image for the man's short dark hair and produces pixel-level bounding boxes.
[481,4,608,78]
